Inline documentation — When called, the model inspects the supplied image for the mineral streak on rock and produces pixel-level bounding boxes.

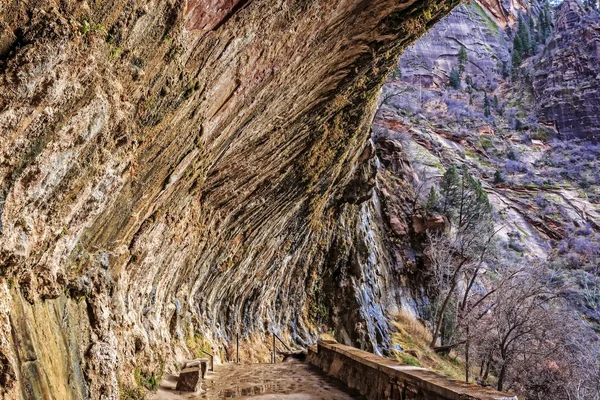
[476,0,530,28]
[533,0,600,139]
[0,0,458,398]
[185,0,247,32]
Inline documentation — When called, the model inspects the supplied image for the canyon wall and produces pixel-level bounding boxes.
[533,0,600,139]
[0,0,459,398]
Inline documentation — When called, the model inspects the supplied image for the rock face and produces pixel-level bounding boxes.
[399,1,532,91]
[533,0,600,139]
[0,0,459,398]
[477,0,530,27]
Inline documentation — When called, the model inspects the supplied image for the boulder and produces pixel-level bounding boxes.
[412,215,446,234]
[390,216,407,236]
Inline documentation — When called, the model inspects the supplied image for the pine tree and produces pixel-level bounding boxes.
[484,93,491,117]
[519,17,532,57]
[493,94,499,109]
[502,61,509,79]
[439,166,461,216]
[539,2,552,41]
[439,165,492,231]
[494,170,505,184]
[449,68,461,89]
[512,35,523,69]
[528,14,535,45]
[456,165,493,231]
[426,187,440,214]
[458,45,468,75]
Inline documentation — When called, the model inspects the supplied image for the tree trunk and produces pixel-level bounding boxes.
[430,272,460,348]
[497,363,507,392]
[483,355,492,380]
[465,325,470,383]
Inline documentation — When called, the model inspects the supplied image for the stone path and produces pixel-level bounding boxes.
[150,360,364,400]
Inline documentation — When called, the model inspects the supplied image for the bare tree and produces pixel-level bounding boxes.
[425,221,499,348]
[469,265,570,392]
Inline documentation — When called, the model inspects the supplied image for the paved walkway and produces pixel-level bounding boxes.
[151,360,364,400]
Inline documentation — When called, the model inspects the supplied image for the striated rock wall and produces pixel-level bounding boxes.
[398,1,530,92]
[533,0,600,139]
[0,0,459,398]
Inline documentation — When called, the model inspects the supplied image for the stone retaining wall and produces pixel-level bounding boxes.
[308,340,517,400]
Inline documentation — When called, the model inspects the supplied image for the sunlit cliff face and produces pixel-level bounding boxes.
[0,1,458,398]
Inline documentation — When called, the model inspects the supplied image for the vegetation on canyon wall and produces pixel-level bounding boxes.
[374,0,600,398]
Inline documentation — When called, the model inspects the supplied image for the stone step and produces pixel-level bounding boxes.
[175,358,209,392]
[175,367,203,392]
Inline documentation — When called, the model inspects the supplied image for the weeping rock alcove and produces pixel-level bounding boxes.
[0,0,458,398]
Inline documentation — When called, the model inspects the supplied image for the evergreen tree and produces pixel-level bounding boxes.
[494,170,505,184]
[458,45,468,75]
[449,68,461,89]
[439,165,461,216]
[519,16,532,57]
[539,2,552,41]
[512,35,523,69]
[539,9,547,39]
[439,165,492,231]
[493,94,499,109]
[502,61,509,79]
[484,92,491,117]
[455,165,493,231]
[528,13,536,46]
[426,187,440,214]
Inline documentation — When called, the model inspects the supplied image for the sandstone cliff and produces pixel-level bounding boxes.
[533,0,600,139]
[0,1,460,398]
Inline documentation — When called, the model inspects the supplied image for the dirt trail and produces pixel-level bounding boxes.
[150,360,364,400]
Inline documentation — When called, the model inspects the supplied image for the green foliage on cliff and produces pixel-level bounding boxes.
[134,369,159,391]
[431,165,492,232]
[458,45,468,74]
[449,68,460,89]
[186,333,213,359]
[119,383,146,400]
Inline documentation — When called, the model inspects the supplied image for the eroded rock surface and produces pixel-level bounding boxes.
[0,0,458,398]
